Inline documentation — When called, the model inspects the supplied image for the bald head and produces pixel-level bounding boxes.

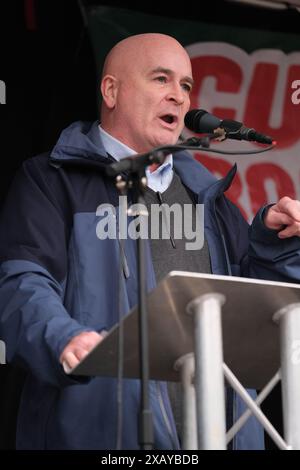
[102,33,190,79]
[100,33,193,153]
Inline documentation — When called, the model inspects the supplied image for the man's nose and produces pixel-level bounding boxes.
[166,83,186,105]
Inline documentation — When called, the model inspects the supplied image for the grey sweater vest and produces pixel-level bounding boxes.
[143,171,212,282]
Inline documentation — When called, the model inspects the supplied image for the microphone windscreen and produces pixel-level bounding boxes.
[185,109,221,133]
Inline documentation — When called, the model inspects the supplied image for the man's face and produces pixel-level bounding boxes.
[110,41,193,153]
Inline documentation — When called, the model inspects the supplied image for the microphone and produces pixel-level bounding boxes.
[184,109,274,145]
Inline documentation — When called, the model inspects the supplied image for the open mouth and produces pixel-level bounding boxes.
[159,114,178,126]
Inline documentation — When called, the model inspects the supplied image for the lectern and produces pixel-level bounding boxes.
[72,271,300,450]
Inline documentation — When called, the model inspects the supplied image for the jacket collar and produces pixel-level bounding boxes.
[49,120,237,198]
[174,150,237,201]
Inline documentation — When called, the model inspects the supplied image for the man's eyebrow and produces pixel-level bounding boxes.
[150,67,194,87]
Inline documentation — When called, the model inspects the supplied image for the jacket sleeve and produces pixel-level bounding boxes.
[0,157,93,387]
[247,206,300,283]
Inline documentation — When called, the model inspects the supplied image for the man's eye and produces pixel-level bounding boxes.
[156,76,167,83]
[182,83,192,93]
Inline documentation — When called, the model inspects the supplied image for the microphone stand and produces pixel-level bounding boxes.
[132,169,153,451]
[116,160,158,450]
[106,135,215,450]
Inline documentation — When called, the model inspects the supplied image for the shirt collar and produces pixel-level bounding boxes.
[98,124,173,175]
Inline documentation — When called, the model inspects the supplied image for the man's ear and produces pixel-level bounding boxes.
[101,75,118,109]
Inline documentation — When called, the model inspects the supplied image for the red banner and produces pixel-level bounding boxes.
[184,43,300,220]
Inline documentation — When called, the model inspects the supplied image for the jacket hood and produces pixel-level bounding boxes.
[50,121,108,164]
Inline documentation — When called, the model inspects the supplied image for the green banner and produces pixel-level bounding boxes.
[87,6,300,78]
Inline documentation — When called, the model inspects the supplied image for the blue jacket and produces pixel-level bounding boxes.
[1,121,300,450]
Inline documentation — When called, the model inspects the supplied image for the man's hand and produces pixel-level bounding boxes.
[264,196,300,239]
[59,331,104,373]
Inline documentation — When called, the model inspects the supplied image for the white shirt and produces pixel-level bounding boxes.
[99,125,173,193]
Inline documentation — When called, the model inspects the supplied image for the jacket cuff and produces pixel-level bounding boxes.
[250,205,284,245]
[54,324,108,387]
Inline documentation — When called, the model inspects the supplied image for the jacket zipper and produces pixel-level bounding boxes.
[213,201,232,276]
[156,382,179,449]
